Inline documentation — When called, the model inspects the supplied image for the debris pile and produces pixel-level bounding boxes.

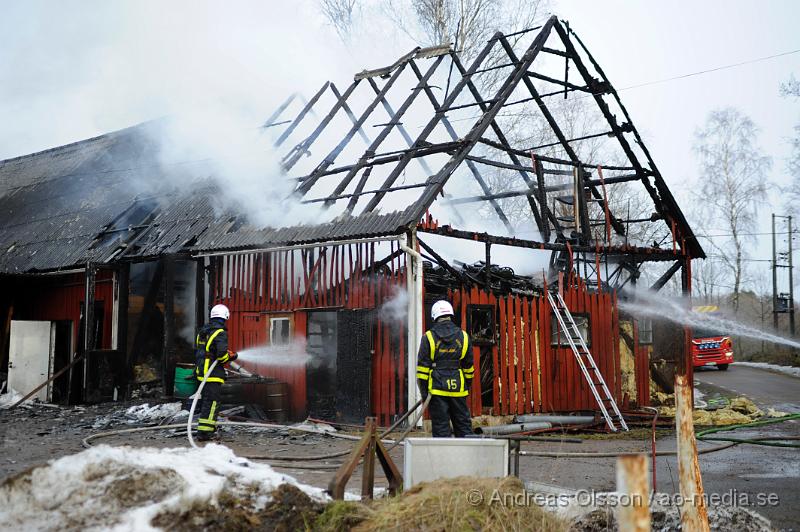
[654,393,768,426]
[0,388,24,409]
[568,504,774,532]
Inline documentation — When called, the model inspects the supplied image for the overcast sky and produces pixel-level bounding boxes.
[1,0,798,287]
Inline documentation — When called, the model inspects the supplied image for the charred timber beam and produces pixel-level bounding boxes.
[526,72,592,93]
[418,225,684,262]
[524,129,616,151]
[446,172,641,203]
[162,255,175,395]
[550,23,666,242]
[320,56,444,207]
[542,46,568,58]
[116,263,130,394]
[366,78,434,176]
[440,87,583,113]
[329,83,371,145]
[282,80,360,171]
[497,35,592,240]
[262,93,297,129]
[477,138,638,172]
[295,141,463,183]
[533,157,552,242]
[417,239,468,284]
[275,82,329,148]
[650,260,682,292]
[303,181,429,204]
[449,53,555,237]
[405,59,515,233]
[565,25,704,259]
[405,19,559,225]
[498,35,627,239]
[362,26,503,213]
[297,65,408,195]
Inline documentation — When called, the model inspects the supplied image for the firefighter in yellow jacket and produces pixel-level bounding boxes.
[194,304,238,441]
[416,300,474,437]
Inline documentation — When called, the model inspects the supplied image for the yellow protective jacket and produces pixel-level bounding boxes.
[194,318,232,383]
[416,318,474,397]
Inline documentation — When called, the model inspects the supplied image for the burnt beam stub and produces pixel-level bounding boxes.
[419,224,685,263]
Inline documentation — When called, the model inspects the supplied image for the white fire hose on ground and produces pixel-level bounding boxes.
[187,359,219,449]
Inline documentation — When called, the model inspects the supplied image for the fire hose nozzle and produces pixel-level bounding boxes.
[229,360,253,377]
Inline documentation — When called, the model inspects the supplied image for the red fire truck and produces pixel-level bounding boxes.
[692,305,733,371]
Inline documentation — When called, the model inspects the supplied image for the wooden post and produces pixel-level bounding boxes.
[116,264,130,396]
[163,256,176,395]
[616,454,650,532]
[675,374,709,531]
[675,255,709,531]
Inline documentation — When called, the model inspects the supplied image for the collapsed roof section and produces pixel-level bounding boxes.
[270,15,703,256]
[0,16,702,278]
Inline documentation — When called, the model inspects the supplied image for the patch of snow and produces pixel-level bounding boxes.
[734,361,800,378]
[0,388,24,409]
[0,444,328,532]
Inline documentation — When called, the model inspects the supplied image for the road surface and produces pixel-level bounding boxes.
[693,363,800,529]
[694,363,800,413]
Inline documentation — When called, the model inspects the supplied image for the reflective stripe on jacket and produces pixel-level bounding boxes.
[416,319,474,397]
[195,320,229,383]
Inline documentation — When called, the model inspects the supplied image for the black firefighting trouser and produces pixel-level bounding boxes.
[429,394,474,438]
[198,381,221,433]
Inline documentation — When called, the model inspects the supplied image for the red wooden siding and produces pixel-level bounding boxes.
[213,241,648,423]
[211,242,407,423]
[442,277,627,417]
[20,271,115,351]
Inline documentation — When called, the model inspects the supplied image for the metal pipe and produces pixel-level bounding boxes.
[474,422,552,435]
[399,233,424,420]
[513,414,594,425]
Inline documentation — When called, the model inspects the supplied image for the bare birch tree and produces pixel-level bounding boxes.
[693,107,771,313]
[780,75,800,211]
[317,0,359,43]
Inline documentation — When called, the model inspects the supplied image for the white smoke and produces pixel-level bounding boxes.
[620,289,800,350]
[378,285,409,323]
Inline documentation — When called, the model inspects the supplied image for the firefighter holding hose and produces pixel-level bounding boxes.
[194,304,238,441]
[416,300,475,437]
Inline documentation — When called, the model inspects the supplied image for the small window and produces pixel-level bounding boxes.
[551,313,590,347]
[270,317,291,346]
[638,318,653,345]
[467,305,495,345]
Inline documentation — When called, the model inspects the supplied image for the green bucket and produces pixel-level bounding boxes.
[174,363,199,398]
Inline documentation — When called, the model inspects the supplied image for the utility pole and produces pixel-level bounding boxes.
[772,213,795,340]
[789,216,795,337]
[773,213,778,330]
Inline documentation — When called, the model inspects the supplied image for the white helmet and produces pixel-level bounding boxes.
[210,304,230,321]
[431,300,454,321]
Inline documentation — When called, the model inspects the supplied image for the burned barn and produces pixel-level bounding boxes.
[0,17,702,427]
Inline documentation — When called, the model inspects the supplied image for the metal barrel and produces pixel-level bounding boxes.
[261,381,289,423]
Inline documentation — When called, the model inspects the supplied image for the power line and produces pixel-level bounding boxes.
[446,45,800,126]
[616,48,800,92]
[696,230,799,238]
